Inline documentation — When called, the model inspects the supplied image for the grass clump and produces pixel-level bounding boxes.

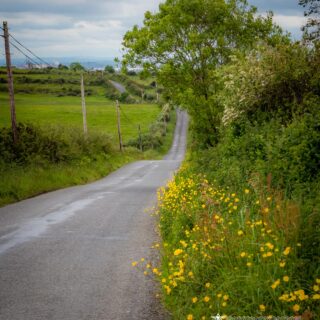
[153,166,320,319]
[0,109,176,206]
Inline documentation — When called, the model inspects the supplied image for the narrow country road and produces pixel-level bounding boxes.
[0,110,188,320]
[109,80,126,93]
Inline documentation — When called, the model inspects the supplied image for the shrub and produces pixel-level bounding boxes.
[0,123,113,165]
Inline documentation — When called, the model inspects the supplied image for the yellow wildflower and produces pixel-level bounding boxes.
[240,252,247,258]
[187,314,193,320]
[259,304,266,312]
[313,285,319,291]
[223,295,229,301]
[205,282,211,288]
[222,302,227,307]
[283,276,289,282]
[180,240,188,248]
[265,242,274,250]
[283,247,291,256]
[279,261,286,268]
[174,249,183,256]
[247,262,252,267]
[203,296,210,303]
[164,285,171,295]
[238,230,244,236]
[271,279,281,290]
[245,189,250,194]
[131,261,138,267]
[217,293,222,298]
[192,297,198,303]
[292,304,300,312]
[312,294,320,300]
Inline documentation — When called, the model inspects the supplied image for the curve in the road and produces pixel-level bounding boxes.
[109,80,126,94]
[0,110,188,320]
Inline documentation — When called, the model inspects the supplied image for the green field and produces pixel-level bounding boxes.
[0,93,161,143]
[0,69,175,206]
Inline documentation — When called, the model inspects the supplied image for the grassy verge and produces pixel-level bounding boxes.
[0,151,139,206]
[0,99,176,207]
[149,165,320,319]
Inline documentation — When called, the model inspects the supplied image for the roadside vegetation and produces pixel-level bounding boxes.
[126,0,320,318]
[0,67,175,206]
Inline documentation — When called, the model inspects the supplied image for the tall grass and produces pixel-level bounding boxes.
[142,166,320,319]
[0,110,176,207]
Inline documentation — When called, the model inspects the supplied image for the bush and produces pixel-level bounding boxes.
[0,123,113,165]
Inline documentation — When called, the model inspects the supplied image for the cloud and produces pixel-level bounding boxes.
[1,0,163,57]
[0,0,308,58]
[273,15,307,29]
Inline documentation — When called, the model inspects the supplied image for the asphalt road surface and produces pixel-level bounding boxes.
[0,110,188,320]
[109,80,126,94]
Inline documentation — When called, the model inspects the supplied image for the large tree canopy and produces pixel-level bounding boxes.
[122,0,283,146]
[300,0,320,42]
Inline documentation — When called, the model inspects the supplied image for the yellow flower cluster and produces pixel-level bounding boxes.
[145,170,320,318]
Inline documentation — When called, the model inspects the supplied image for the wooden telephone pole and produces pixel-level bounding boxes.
[138,124,142,151]
[116,100,123,152]
[156,82,159,104]
[80,74,88,136]
[3,21,18,144]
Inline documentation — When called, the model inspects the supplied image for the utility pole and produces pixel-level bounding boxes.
[116,100,123,152]
[80,74,88,136]
[3,21,18,144]
[138,124,142,151]
[156,82,159,104]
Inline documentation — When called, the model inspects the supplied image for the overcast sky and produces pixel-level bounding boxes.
[0,0,306,59]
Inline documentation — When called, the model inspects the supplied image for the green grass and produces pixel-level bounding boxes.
[0,150,145,207]
[0,89,176,207]
[151,166,320,319]
[0,93,161,143]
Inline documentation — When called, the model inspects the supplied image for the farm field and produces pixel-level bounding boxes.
[0,93,161,143]
[0,69,175,206]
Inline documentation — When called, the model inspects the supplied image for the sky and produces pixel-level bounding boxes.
[0,0,306,60]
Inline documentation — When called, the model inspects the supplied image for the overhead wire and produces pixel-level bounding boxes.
[119,105,138,128]
[0,25,52,67]
[9,40,42,68]
[8,32,53,67]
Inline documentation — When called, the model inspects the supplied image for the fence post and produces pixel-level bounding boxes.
[138,124,142,151]
[116,100,123,152]
[80,74,88,136]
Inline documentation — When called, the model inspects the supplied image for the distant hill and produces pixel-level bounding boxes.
[0,57,116,70]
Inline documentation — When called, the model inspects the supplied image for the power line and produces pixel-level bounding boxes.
[119,105,137,128]
[9,40,42,68]
[8,32,53,67]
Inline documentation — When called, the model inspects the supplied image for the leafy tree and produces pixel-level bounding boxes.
[69,62,85,72]
[58,63,68,70]
[122,0,284,147]
[300,0,320,42]
[104,65,115,73]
